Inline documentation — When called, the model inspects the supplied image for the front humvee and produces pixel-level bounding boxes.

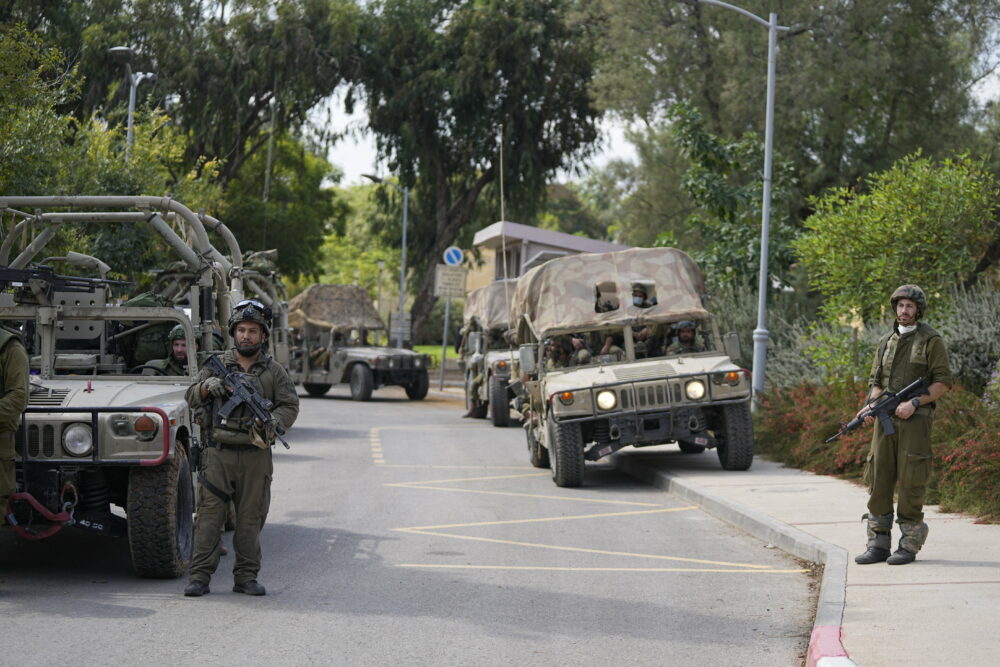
[513,247,753,487]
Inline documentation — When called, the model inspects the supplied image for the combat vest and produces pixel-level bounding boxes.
[0,328,20,386]
[873,321,940,406]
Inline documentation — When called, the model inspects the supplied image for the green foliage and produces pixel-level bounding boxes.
[756,379,1000,523]
[794,154,997,324]
[537,183,611,240]
[664,102,798,289]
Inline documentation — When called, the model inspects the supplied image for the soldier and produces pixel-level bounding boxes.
[631,283,654,308]
[183,299,299,597]
[143,324,194,376]
[0,326,29,526]
[665,321,702,355]
[569,335,592,366]
[854,285,951,566]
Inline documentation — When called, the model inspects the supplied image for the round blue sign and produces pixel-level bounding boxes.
[443,246,463,266]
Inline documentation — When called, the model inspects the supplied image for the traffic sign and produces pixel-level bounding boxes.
[434,264,467,298]
[442,246,464,266]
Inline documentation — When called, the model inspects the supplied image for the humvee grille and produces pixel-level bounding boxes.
[20,424,58,458]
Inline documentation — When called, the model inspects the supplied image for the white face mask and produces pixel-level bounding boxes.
[632,296,644,306]
[898,323,917,335]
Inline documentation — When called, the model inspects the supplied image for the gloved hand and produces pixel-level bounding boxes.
[203,376,230,399]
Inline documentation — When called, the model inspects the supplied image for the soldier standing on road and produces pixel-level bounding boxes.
[854,285,951,566]
[184,300,299,597]
[0,326,29,524]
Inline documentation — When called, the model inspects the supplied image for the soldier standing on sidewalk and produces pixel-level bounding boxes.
[183,300,299,597]
[0,326,29,524]
[854,285,951,566]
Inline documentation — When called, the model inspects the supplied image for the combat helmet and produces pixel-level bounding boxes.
[890,284,926,319]
[228,298,272,337]
[168,323,200,341]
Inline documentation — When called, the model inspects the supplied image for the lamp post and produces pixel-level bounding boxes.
[697,0,788,401]
[108,46,156,160]
[363,174,409,348]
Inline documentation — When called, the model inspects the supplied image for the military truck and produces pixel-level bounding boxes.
[458,279,518,426]
[0,195,242,577]
[288,284,430,401]
[513,247,753,487]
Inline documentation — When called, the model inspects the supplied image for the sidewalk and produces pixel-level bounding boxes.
[612,447,1000,667]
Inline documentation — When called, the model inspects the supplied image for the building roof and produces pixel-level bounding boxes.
[472,220,629,254]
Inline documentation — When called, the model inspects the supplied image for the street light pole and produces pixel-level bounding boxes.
[697,1,788,401]
[376,260,385,346]
[108,46,155,160]
[363,174,409,348]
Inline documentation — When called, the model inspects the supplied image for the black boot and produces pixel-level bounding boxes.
[887,548,916,565]
[854,546,890,564]
[184,580,210,597]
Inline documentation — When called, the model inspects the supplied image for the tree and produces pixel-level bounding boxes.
[793,153,998,324]
[350,0,602,336]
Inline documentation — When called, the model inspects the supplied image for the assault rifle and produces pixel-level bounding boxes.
[825,377,928,443]
[0,265,131,305]
[205,354,291,449]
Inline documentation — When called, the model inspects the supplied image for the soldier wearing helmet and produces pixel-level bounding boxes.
[142,324,196,376]
[665,321,702,355]
[183,299,299,598]
[853,284,951,566]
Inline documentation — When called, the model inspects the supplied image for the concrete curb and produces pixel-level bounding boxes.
[612,455,858,667]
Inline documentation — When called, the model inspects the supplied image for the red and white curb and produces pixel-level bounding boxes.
[808,625,857,666]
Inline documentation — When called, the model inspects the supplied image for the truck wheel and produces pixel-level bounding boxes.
[127,448,194,578]
[405,369,429,400]
[303,383,331,397]
[716,402,755,471]
[464,371,488,418]
[549,420,584,487]
[678,441,706,454]
[350,364,374,401]
[489,375,510,427]
[527,424,549,468]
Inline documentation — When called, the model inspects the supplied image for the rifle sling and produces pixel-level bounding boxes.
[199,476,230,504]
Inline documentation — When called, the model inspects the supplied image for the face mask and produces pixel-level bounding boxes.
[632,296,644,306]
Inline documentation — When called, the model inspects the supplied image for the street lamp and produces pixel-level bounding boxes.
[375,260,385,346]
[108,46,156,159]
[697,0,788,401]
[363,173,409,348]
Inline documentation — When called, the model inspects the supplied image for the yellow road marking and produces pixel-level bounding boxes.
[381,464,534,470]
[391,472,549,485]
[404,506,696,531]
[397,564,809,573]
[387,484,664,507]
[395,528,775,569]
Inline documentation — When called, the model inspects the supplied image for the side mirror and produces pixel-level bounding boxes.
[723,332,742,361]
[468,331,483,355]
[518,344,536,375]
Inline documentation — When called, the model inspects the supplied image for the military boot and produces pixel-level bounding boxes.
[855,512,892,564]
[887,521,928,565]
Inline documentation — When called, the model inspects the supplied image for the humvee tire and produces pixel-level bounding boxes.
[303,383,332,397]
[350,364,374,401]
[127,449,194,578]
[527,426,550,469]
[489,375,510,427]
[716,402,755,471]
[405,369,429,400]
[549,420,584,487]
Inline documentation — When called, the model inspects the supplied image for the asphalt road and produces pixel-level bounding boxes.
[0,387,815,666]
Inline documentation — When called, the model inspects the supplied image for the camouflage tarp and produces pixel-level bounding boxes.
[463,279,517,331]
[512,247,711,341]
[287,284,385,331]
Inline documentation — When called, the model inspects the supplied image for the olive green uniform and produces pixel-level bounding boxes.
[142,355,186,376]
[0,329,29,518]
[864,321,951,553]
[186,348,299,586]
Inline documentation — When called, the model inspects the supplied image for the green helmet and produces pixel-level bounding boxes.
[890,284,926,319]
[228,299,271,336]
[168,324,200,341]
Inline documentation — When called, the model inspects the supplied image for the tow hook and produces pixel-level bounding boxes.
[5,481,78,541]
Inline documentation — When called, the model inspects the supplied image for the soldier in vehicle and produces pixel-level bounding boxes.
[665,321,702,355]
[569,335,592,366]
[184,299,299,598]
[0,325,29,526]
[544,336,572,370]
[142,324,195,376]
[631,283,653,308]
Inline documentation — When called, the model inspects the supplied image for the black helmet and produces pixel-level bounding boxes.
[890,285,926,319]
[228,299,272,337]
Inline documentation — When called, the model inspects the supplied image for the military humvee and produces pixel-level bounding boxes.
[458,279,518,426]
[513,247,753,487]
[0,195,242,577]
[288,284,430,401]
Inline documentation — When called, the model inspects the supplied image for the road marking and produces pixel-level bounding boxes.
[403,506,696,531]
[391,472,549,485]
[397,564,809,573]
[369,428,385,465]
[381,464,534,470]
[387,483,664,507]
[395,528,776,569]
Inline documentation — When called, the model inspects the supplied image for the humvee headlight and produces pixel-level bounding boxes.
[63,423,93,456]
[558,391,575,405]
[596,390,617,411]
[685,380,706,400]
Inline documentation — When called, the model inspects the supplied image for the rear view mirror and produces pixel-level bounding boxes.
[519,344,536,375]
[723,332,742,362]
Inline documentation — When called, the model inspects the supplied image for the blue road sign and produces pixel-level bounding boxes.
[443,246,463,266]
